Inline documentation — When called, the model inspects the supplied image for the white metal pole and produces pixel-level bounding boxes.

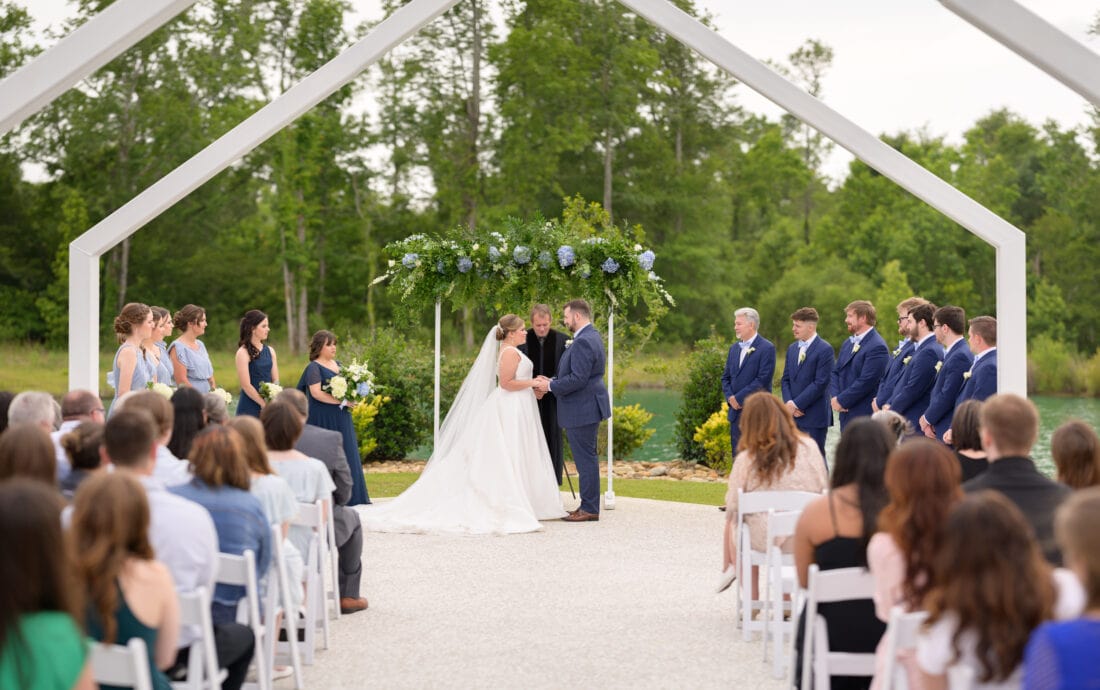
[604,309,615,510]
[434,300,441,450]
[68,246,100,392]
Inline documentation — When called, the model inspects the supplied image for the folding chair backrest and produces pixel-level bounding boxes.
[173,586,221,690]
[802,565,877,690]
[880,607,929,690]
[737,489,821,523]
[214,550,268,690]
[92,638,154,690]
[214,551,255,588]
[292,500,323,530]
[765,509,802,546]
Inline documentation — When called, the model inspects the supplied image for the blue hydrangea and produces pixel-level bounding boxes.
[557,245,575,268]
[436,260,445,274]
[457,257,473,273]
[356,382,372,397]
[638,250,655,271]
[513,246,531,265]
[402,253,419,269]
[489,246,501,262]
[601,257,620,274]
[538,250,553,268]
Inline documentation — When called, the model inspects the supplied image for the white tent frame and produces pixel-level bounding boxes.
[5,0,1094,501]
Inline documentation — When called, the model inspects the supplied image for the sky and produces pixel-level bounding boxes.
[22,0,1100,182]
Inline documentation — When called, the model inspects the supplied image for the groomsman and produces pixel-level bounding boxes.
[830,300,889,430]
[957,315,998,404]
[780,307,834,459]
[721,307,776,454]
[884,302,943,432]
[520,304,567,485]
[920,305,973,442]
[873,297,927,412]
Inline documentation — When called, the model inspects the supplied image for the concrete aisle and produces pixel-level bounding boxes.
[286,496,788,689]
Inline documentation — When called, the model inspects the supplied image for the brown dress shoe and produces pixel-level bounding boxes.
[340,596,369,614]
[562,510,599,522]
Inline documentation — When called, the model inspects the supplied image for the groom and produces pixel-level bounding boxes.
[534,299,610,523]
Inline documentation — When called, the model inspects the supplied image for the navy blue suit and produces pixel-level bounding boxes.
[721,335,776,454]
[956,349,997,405]
[551,324,611,514]
[829,328,889,430]
[922,340,973,442]
[886,335,944,432]
[875,339,913,410]
[781,336,834,458]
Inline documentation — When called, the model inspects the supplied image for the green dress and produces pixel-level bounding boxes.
[0,612,87,690]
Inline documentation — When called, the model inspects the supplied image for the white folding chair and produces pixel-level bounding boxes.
[734,489,820,641]
[215,550,268,690]
[801,564,878,690]
[171,586,225,690]
[879,606,928,690]
[291,500,330,664]
[321,496,341,621]
[762,509,803,679]
[267,525,304,689]
[91,638,154,690]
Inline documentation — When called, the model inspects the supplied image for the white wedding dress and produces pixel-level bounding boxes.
[359,330,567,535]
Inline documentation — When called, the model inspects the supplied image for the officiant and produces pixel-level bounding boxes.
[520,303,566,485]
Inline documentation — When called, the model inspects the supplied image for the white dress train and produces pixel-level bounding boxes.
[358,342,567,535]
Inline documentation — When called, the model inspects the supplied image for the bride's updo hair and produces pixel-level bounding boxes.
[495,314,524,341]
[114,303,151,343]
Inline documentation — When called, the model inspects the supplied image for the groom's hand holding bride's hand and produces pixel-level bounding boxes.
[532,376,551,393]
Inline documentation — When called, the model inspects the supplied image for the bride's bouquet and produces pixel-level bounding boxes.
[323,359,377,408]
[259,382,284,402]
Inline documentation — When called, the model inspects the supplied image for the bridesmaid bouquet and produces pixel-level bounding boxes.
[323,359,376,407]
[146,381,174,399]
[213,387,233,406]
[259,382,283,402]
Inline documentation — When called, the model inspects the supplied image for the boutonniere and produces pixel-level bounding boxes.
[565,339,573,349]
[852,344,861,354]
[892,346,902,357]
[935,361,943,373]
[902,356,912,366]
[746,347,756,355]
[963,371,972,380]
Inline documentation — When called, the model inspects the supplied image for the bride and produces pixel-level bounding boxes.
[359,314,567,534]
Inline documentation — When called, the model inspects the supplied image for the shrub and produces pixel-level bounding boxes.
[1027,336,1084,395]
[674,332,729,463]
[693,404,732,474]
[597,404,656,461]
[351,394,388,461]
[1084,349,1100,398]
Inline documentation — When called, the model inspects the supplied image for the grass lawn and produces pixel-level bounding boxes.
[365,471,725,506]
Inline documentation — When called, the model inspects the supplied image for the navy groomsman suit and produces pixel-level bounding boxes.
[956,348,997,405]
[781,336,834,459]
[886,333,944,432]
[922,339,974,442]
[875,338,913,411]
[829,328,889,430]
[721,335,776,454]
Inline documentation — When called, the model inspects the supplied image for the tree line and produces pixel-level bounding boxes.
[1,0,1098,390]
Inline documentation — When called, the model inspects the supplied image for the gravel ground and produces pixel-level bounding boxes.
[280,495,789,689]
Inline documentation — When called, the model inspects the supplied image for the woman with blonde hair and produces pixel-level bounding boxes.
[168,304,215,392]
[71,472,179,690]
[718,391,828,593]
[109,302,155,414]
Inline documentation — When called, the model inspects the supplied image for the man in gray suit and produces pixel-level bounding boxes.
[277,389,367,613]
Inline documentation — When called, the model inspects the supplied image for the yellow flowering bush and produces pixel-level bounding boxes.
[693,404,732,474]
[351,394,388,461]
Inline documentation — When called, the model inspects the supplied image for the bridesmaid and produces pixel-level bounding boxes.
[168,304,215,392]
[109,302,155,415]
[295,330,370,505]
[146,306,173,385]
[235,309,280,418]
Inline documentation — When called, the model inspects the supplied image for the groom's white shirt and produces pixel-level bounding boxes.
[548,323,588,393]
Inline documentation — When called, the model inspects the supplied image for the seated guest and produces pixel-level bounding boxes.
[51,389,105,481]
[1023,487,1100,689]
[170,426,271,625]
[7,390,59,433]
[0,479,91,690]
[71,473,179,690]
[917,492,1084,689]
[1050,420,1100,490]
[949,400,989,482]
[0,390,14,434]
[794,418,894,690]
[102,410,255,690]
[868,440,963,690]
[964,394,1071,565]
[871,410,911,447]
[117,391,190,486]
[0,423,57,486]
[168,388,206,460]
[59,422,105,499]
[277,388,368,614]
[719,392,828,594]
[202,392,229,426]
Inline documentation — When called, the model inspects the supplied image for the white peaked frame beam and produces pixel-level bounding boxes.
[0,0,199,136]
[617,0,1027,396]
[57,0,1033,400]
[941,0,1100,108]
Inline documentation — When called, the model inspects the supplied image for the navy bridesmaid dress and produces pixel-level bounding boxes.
[296,360,370,505]
[236,345,273,418]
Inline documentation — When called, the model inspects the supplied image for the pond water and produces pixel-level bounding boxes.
[619,389,1100,477]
